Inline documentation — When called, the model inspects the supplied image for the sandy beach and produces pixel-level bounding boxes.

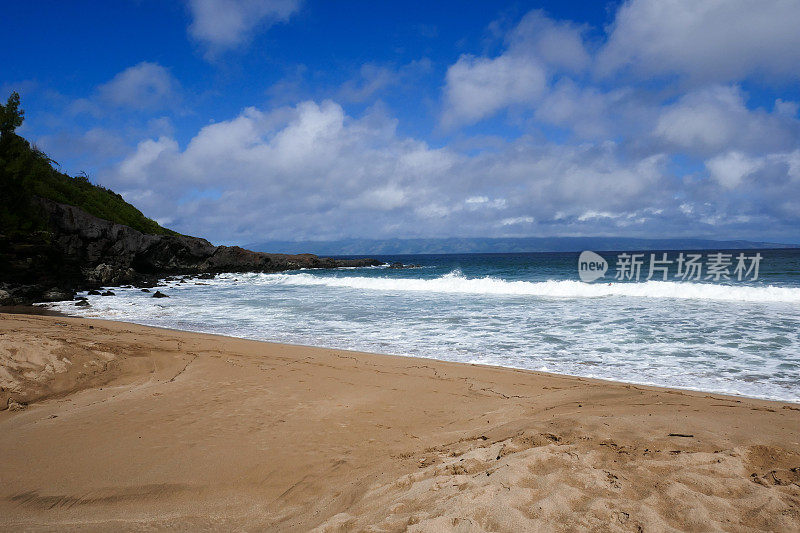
[0,312,798,531]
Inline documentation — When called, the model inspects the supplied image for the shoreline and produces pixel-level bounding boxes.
[1,312,799,530]
[6,312,798,407]
[25,303,800,405]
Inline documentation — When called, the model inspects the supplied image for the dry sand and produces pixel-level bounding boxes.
[0,312,798,531]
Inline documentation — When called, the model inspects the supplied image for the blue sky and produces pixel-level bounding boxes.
[3,0,800,245]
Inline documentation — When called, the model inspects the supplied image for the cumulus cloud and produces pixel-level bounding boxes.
[532,80,654,140]
[441,11,588,128]
[705,151,763,189]
[441,54,547,128]
[108,101,451,240]
[506,10,590,72]
[705,149,800,191]
[654,86,800,155]
[102,101,698,243]
[30,64,182,177]
[98,95,800,242]
[598,0,800,82]
[187,0,302,56]
[97,62,180,109]
[441,3,800,139]
[46,3,800,244]
[686,148,800,230]
[431,6,800,242]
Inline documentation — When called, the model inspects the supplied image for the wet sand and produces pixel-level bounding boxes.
[1,312,798,531]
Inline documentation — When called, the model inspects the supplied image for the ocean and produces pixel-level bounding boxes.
[49,248,800,402]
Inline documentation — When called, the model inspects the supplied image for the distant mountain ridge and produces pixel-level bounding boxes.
[248,237,797,256]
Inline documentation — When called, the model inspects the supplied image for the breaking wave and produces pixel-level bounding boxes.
[255,270,800,303]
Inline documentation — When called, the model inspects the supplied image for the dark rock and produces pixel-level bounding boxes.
[87,289,101,295]
[1,284,46,305]
[41,288,74,302]
[0,197,381,303]
[75,300,90,307]
[152,291,169,298]
[36,196,382,275]
[101,291,115,296]
[0,289,12,305]
[141,288,151,293]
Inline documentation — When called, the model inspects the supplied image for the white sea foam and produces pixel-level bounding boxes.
[253,270,800,303]
[46,267,800,403]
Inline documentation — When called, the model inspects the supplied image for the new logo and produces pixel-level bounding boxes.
[578,251,607,283]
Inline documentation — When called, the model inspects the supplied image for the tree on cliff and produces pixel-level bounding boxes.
[0,91,175,236]
[0,90,43,233]
[0,91,24,140]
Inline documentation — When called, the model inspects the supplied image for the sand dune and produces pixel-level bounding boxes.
[1,313,798,531]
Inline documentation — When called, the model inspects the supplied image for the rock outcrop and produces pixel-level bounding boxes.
[0,197,382,304]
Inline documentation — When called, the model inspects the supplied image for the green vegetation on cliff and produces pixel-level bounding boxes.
[0,92,175,236]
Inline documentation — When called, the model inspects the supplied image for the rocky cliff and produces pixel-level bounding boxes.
[0,197,381,304]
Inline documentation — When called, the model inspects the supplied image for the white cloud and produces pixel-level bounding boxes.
[465,196,507,209]
[705,151,761,189]
[705,149,800,190]
[680,148,800,231]
[42,4,800,244]
[187,0,302,55]
[442,54,547,128]
[117,137,179,185]
[441,11,588,128]
[774,99,800,118]
[654,85,800,155]
[499,216,534,226]
[533,80,650,139]
[97,62,180,109]
[506,10,590,72]
[109,101,449,239]
[344,185,408,210]
[577,211,616,222]
[465,196,488,204]
[598,0,800,82]
[441,5,800,147]
[104,101,696,243]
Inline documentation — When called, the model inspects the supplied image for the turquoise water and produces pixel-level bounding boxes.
[52,248,800,402]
